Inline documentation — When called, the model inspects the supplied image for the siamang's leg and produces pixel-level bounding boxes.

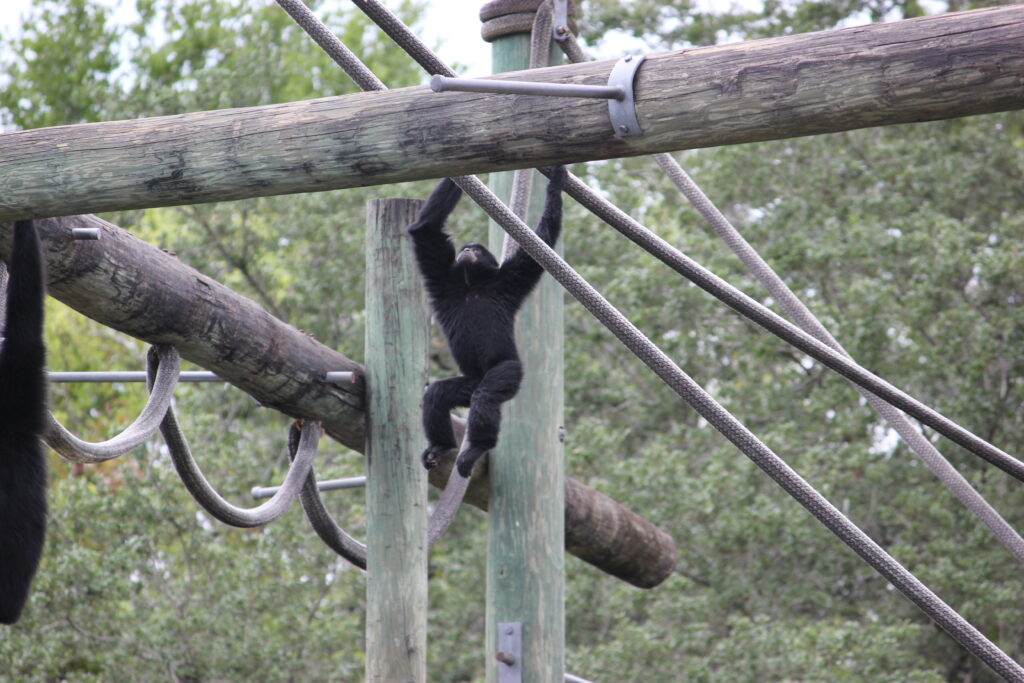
[420,375,478,470]
[456,360,524,477]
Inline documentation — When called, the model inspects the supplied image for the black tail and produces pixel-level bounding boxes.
[0,220,48,624]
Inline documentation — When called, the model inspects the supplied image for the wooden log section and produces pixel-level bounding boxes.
[0,216,677,589]
[1,7,1022,220]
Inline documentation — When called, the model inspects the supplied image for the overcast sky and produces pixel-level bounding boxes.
[0,0,495,77]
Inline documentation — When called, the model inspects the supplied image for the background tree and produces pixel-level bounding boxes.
[1,0,1022,680]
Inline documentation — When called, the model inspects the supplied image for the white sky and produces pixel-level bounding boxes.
[0,0,495,77]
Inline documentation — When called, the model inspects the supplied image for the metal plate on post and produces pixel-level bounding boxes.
[607,55,646,137]
[496,621,522,683]
[552,0,569,41]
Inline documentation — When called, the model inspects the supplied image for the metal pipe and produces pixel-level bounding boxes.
[430,74,623,100]
[251,475,366,500]
[48,371,224,383]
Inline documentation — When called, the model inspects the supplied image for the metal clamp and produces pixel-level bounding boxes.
[607,55,646,137]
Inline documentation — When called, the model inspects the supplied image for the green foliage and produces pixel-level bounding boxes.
[3,0,1024,680]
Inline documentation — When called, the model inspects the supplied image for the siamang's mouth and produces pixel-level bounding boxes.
[456,250,478,264]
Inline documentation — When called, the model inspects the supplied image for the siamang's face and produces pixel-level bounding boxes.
[455,243,499,280]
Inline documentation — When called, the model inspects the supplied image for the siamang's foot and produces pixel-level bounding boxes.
[420,445,449,471]
[455,446,487,478]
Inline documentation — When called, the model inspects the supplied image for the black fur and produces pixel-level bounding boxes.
[0,220,48,624]
[408,168,565,477]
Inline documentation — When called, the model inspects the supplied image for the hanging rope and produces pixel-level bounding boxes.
[43,344,180,463]
[280,5,1024,678]
[500,0,555,262]
[147,347,316,528]
[555,29,1024,563]
[286,422,368,569]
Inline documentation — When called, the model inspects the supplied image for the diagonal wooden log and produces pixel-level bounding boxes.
[0,216,677,589]
[1,6,1022,221]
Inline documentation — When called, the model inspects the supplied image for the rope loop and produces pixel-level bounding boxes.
[149,347,318,528]
[43,344,181,463]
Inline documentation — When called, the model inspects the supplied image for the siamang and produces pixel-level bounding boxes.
[408,167,565,478]
[0,220,48,624]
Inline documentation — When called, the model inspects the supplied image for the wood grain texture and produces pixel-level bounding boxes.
[365,198,429,683]
[0,7,1021,221]
[0,217,675,588]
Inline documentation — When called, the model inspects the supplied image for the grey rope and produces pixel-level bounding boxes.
[275,0,385,91]
[287,423,368,569]
[502,0,554,260]
[551,166,1024,482]
[557,30,1024,562]
[149,347,317,528]
[451,172,1024,681]
[654,153,1024,563]
[43,344,181,464]
[284,4,1024,677]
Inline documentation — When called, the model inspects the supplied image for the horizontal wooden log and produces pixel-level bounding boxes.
[1,7,1022,220]
[0,216,676,589]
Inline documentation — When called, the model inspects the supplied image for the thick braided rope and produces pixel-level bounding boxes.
[286,423,368,569]
[551,168,1024,481]
[149,348,318,528]
[452,173,1024,681]
[346,0,1024,484]
[501,0,554,261]
[276,0,385,91]
[557,30,1024,562]
[285,3,1024,676]
[43,344,181,463]
[654,153,1024,563]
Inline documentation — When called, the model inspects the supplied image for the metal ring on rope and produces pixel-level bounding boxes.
[43,344,181,463]
[147,347,318,528]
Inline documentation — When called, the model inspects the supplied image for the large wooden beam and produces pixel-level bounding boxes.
[0,216,676,589]
[1,7,1022,221]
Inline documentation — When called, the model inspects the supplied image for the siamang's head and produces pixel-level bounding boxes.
[455,243,499,282]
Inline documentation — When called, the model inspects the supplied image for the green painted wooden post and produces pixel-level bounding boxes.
[484,28,566,683]
[365,198,430,683]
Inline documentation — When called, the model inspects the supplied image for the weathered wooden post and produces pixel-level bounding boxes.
[364,198,430,683]
[483,2,567,680]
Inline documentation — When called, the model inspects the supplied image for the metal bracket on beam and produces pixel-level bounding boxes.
[552,0,569,41]
[496,622,522,683]
[429,54,646,137]
[607,55,646,137]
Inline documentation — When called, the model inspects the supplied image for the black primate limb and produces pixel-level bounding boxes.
[0,220,48,624]
[408,168,565,477]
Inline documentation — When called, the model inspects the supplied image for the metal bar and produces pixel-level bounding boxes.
[48,371,225,383]
[251,475,366,500]
[49,370,354,384]
[430,74,623,100]
[71,227,101,240]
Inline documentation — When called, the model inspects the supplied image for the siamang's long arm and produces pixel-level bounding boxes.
[498,166,566,307]
[407,178,462,301]
[0,221,46,434]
